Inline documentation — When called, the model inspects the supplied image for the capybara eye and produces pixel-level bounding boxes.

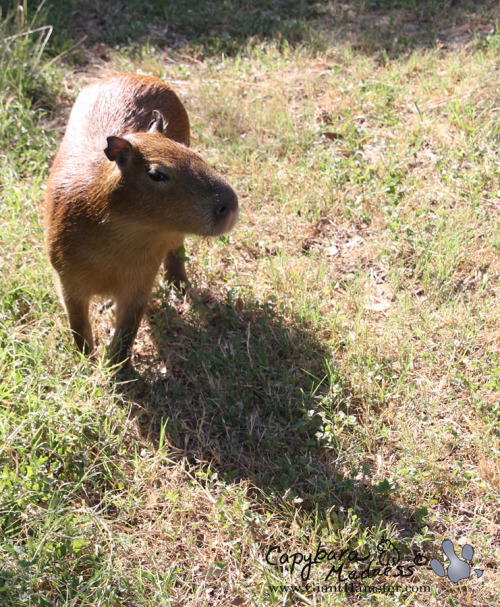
[148,169,170,182]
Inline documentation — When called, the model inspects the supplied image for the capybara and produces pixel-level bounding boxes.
[45,73,238,366]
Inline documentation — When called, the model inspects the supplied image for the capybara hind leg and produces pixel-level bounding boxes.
[99,299,114,313]
[64,296,93,354]
[163,236,189,291]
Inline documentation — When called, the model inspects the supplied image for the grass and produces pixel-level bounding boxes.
[0,0,499,605]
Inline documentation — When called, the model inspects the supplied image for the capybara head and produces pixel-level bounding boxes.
[103,115,238,237]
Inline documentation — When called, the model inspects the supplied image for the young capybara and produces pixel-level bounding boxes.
[44,73,238,366]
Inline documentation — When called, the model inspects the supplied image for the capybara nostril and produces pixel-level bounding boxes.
[215,205,229,218]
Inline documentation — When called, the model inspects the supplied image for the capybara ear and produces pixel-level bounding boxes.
[104,136,132,168]
[148,109,168,134]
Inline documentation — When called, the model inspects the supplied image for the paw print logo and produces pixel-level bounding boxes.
[430,540,483,583]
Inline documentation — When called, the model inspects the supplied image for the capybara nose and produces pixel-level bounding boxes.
[214,185,238,233]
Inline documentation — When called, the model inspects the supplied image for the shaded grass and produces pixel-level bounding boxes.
[2,0,499,57]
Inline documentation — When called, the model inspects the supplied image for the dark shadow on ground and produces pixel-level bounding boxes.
[115,287,421,537]
[5,0,500,59]
[4,0,498,118]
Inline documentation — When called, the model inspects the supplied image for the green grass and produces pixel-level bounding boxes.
[1,0,499,605]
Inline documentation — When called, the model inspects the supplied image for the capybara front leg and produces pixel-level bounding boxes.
[109,296,148,368]
[64,295,93,354]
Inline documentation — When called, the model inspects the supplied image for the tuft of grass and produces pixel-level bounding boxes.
[1,1,499,606]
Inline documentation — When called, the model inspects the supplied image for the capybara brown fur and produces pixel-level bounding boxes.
[44,73,238,366]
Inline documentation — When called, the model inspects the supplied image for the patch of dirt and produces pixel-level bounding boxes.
[300,214,374,282]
